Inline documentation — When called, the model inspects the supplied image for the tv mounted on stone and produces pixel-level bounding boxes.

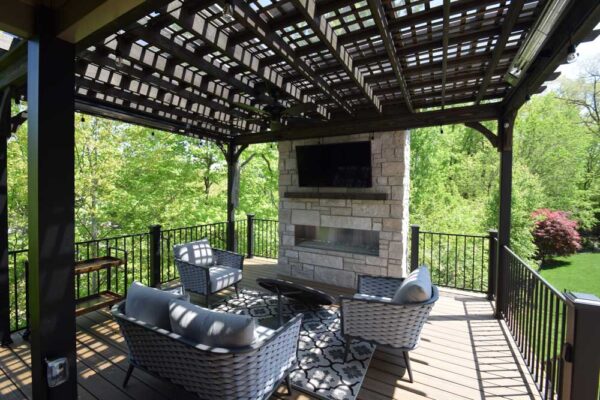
[296,141,372,188]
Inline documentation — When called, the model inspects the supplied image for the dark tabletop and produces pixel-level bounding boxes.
[256,278,336,306]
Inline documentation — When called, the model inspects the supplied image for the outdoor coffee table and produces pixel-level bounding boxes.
[256,278,336,326]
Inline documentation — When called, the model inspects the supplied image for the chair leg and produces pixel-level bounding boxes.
[234,283,240,297]
[344,336,352,361]
[205,294,210,308]
[123,364,135,388]
[403,351,414,383]
[285,375,293,395]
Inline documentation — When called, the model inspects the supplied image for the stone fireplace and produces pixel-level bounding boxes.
[277,131,410,288]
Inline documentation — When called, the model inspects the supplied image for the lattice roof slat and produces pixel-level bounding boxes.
[3,0,588,142]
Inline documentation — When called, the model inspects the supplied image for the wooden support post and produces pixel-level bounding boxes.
[149,224,161,287]
[223,142,247,252]
[487,229,498,301]
[226,143,236,252]
[27,8,77,399]
[495,112,515,319]
[0,87,12,346]
[561,292,600,400]
[246,214,255,259]
[410,225,420,272]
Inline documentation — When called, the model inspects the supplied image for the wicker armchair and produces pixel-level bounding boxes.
[112,301,302,400]
[174,240,244,307]
[340,275,439,383]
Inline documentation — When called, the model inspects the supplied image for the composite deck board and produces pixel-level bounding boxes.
[0,257,539,399]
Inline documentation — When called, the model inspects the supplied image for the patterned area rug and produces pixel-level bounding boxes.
[214,289,375,400]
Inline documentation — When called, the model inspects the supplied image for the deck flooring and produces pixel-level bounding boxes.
[0,257,540,400]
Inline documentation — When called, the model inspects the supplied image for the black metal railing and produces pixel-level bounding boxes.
[252,218,278,259]
[160,222,228,282]
[6,216,279,333]
[503,246,567,400]
[8,249,28,332]
[410,225,495,294]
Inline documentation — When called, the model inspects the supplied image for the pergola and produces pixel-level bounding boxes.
[0,0,599,398]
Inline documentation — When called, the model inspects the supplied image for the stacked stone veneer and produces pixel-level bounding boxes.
[277,131,410,288]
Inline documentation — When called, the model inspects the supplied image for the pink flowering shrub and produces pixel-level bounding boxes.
[531,209,582,265]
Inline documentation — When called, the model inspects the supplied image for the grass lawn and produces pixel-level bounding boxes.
[539,252,600,298]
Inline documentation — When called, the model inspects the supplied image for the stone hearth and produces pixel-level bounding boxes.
[277,131,410,288]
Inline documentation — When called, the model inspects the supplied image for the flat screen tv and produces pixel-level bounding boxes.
[296,141,372,187]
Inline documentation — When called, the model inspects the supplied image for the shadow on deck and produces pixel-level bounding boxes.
[0,257,539,400]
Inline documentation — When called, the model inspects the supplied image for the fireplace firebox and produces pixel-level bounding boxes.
[294,225,379,256]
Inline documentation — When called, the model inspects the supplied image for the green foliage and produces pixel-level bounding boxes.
[411,88,599,263]
[7,113,279,249]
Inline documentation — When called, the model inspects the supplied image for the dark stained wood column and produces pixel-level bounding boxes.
[0,88,12,346]
[27,7,77,400]
[224,142,247,252]
[226,143,236,251]
[495,111,515,319]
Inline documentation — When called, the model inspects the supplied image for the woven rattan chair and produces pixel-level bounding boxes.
[340,275,439,383]
[112,301,302,400]
[174,240,244,307]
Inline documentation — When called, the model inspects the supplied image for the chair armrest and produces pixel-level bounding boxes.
[357,274,404,298]
[213,248,244,270]
[340,288,439,349]
[174,258,211,270]
[174,258,211,295]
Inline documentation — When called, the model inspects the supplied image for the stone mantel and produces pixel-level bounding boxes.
[277,131,410,288]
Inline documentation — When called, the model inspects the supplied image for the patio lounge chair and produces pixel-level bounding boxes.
[174,239,244,307]
[340,266,439,383]
[113,283,303,400]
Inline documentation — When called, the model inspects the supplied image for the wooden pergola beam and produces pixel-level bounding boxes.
[465,121,498,148]
[235,104,500,145]
[367,0,413,113]
[76,74,238,138]
[81,49,248,121]
[71,0,174,52]
[0,1,34,39]
[440,0,451,108]
[223,0,500,64]
[302,49,520,96]
[475,0,525,104]
[132,26,278,107]
[221,0,351,115]
[75,96,232,142]
[88,35,259,125]
[289,0,382,113]
[164,2,333,118]
[283,19,533,83]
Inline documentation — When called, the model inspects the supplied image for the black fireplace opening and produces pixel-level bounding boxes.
[294,225,379,256]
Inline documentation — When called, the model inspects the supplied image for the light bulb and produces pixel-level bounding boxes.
[566,44,578,64]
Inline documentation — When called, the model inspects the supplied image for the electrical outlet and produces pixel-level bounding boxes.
[46,357,69,387]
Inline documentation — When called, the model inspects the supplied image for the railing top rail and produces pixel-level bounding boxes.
[8,249,28,254]
[253,218,277,222]
[75,232,149,245]
[503,245,566,301]
[161,221,228,233]
[418,230,490,239]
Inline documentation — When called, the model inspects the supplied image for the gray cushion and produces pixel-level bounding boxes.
[392,266,432,304]
[169,299,256,348]
[209,265,243,293]
[174,239,214,267]
[125,281,189,330]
